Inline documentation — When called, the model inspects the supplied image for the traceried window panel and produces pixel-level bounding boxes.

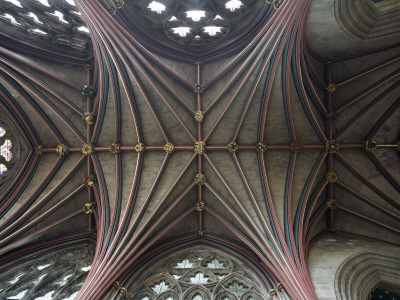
[129,247,266,300]
[0,126,13,175]
[0,244,94,300]
[121,0,269,55]
[0,0,91,55]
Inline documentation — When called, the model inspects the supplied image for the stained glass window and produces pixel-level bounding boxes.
[0,245,94,300]
[228,281,247,295]
[192,294,203,300]
[132,248,265,299]
[175,258,194,268]
[63,291,79,300]
[8,273,23,284]
[37,264,51,270]
[151,281,169,294]
[207,259,224,268]
[12,290,28,298]
[33,290,55,300]
[0,164,7,174]
[81,265,91,271]
[190,272,209,284]
[0,127,5,137]
[1,139,13,161]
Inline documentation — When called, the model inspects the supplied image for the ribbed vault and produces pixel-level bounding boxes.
[0,0,398,299]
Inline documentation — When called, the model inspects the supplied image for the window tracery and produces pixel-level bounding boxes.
[129,248,266,300]
[1,139,13,161]
[193,294,203,300]
[129,0,264,48]
[0,126,13,175]
[0,244,94,300]
[0,0,91,54]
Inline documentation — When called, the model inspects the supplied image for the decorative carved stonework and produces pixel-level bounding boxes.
[325,140,339,154]
[81,85,95,97]
[361,139,377,152]
[0,244,94,299]
[277,283,284,292]
[227,141,238,154]
[109,143,121,154]
[35,145,44,156]
[194,174,206,186]
[135,143,145,153]
[198,230,206,236]
[81,143,94,156]
[119,287,128,297]
[112,281,120,290]
[256,142,267,153]
[108,6,117,15]
[115,0,124,9]
[83,202,95,214]
[290,141,303,153]
[193,83,204,95]
[326,199,338,210]
[325,172,339,183]
[83,112,95,125]
[56,144,68,156]
[326,111,336,119]
[326,83,337,93]
[266,0,285,9]
[195,201,205,212]
[83,175,96,188]
[163,142,174,154]
[194,141,206,155]
[194,111,204,122]
[269,288,277,298]
[0,0,91,56]
[127,0,264,53]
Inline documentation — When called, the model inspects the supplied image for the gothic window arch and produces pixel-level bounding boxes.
[0,0,91,54]
[335,251,400,300]
[129,247,266,300]
[0,244,94,300]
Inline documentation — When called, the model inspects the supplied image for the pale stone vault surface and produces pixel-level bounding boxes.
[0,0,399,299]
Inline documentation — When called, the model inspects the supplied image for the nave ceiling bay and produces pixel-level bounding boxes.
[0,0,399,299]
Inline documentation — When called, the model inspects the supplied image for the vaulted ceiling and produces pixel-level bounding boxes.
[0,0,399,299]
